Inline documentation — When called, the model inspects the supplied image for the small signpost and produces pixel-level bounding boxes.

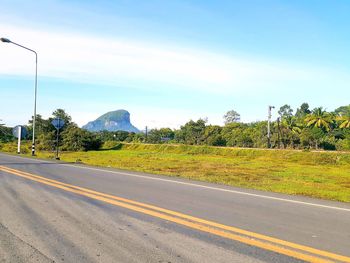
[12,125,27,154]
[51,118,65,160]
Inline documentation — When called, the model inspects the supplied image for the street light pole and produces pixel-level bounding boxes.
[1,37,38,156]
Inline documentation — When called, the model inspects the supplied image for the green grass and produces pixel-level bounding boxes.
[1,142,350,202]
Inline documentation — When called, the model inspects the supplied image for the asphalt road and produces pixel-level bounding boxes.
[0,153,350,263]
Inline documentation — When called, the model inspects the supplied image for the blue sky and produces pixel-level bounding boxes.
[1,0,349,129]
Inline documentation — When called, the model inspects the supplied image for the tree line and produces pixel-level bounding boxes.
[0,103,349,151]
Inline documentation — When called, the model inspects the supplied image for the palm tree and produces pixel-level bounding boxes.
[283,116,302,134]
[279,116,302,148]
[305,107,333,131]
[336,105,350,128]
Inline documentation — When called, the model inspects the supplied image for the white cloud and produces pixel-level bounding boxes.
[1,23,331,95]
[1,24,349,128]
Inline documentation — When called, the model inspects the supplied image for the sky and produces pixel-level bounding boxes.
[0,0,349,130]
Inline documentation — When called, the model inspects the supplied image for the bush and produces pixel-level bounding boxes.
[0,141,30,154]
[336,138,350,151]
[61,126,102,151]
[320,136,337,151]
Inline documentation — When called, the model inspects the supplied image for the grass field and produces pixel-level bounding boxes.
[1,142,350,202]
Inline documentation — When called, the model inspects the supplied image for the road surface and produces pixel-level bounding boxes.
[0,153,350,263]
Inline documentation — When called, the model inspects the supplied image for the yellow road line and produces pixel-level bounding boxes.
[3,166,344,261]
[1,166,345,262]
[0,165,348,263]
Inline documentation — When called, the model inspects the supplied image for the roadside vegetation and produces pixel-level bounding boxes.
[1,103,350,151]
[1,104,350,202]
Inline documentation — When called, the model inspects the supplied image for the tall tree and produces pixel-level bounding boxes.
[177,119,207,145]
[305,107,333,131]
[52,109,72,127]
[61,124,101,151]
[334,105,350,115]
[203,125,226,146]
[280,116,302,148]
[28,114,53,138]
[278,104,293,119]
[295,103,311,119]
[282,116,302,135]
[223,110,241,124]
[0,124,14,142]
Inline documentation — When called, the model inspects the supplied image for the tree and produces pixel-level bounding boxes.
[113,130,130,141]
[93,130,129,142]
[61,125,101,151]
[28,114,53,137]
[52,109,72,126]
[37,131,56,151]
[295,103,311,119]
[300,127,324,149]
[0,124,14,142]
[148,128,175,143]
[282,116,302,134]
[279,116,301,148]
[176,119,207,145]
[334,105,350,115]
[305,107,333,131]
[336,105,350,129]
[278,104,293,119]
[203,125,226,146]
[223,110,241,124]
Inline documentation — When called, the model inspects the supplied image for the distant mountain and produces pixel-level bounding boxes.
[82,110,140,133]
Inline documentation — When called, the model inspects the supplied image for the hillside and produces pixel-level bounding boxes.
[82,110,140,133]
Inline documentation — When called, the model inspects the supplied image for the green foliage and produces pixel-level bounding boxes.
[95,130,130,142]
[0,125,14,142]
[336,105,350,128]
[2,104,350,152]
[147,128,175,143]
[52,108,72,126]
[24,109,102,152]
[222,123,253,147]
[176,119,207,145]
[0,141,31,153]
[295,103,311,119]
[102,141,123,150]
[278,104,293,119]
[223,110,241,124]
[203,125,226,146]
[305,107,333,131]
[37,131,56,151]
[61,125,102,151]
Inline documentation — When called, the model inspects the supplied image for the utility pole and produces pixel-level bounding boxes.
[145,126,148,143]
[267,105,275,148]
[277,117,281,149]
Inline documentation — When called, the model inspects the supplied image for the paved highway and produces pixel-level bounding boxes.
[0,153,350,262]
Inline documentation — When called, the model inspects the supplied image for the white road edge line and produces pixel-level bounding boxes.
[2,153,350,212]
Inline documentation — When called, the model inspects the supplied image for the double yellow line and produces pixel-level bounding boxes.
[1,165,349,263]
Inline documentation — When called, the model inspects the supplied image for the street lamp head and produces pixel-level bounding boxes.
[1,37,11,43]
